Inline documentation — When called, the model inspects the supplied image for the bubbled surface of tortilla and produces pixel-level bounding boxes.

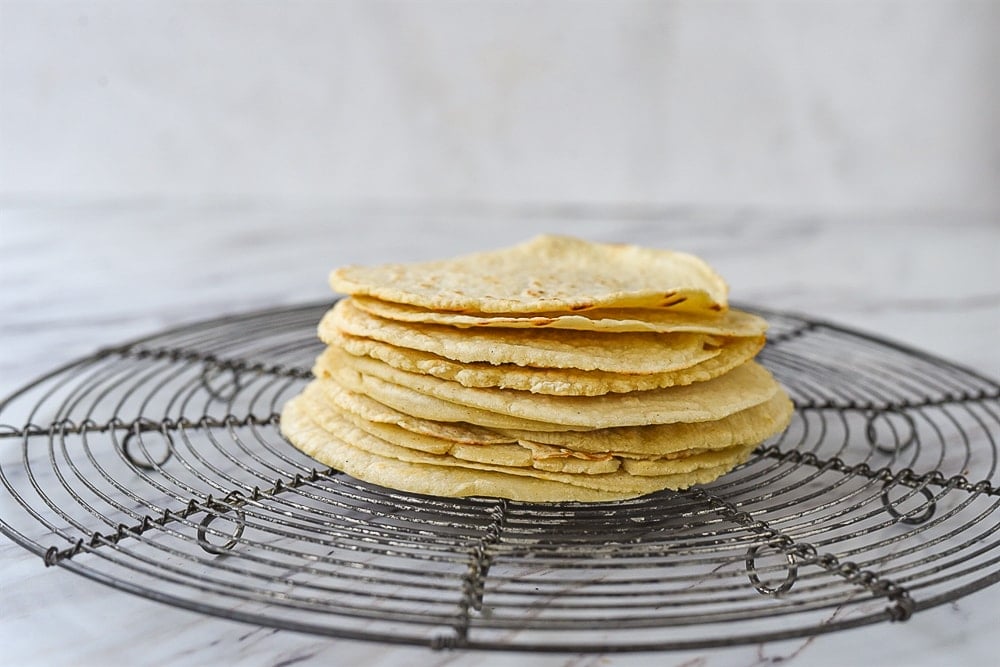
[281,392,750,501]
[326,349,783,429]
[323,299,723,374]
[351,295,767,335]
[330,235,729,313]
[317,328,765,396]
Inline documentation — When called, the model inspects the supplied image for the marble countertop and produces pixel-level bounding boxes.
[1,203,998,667]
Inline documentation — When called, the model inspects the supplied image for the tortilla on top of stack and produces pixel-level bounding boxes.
[280,235,793,502]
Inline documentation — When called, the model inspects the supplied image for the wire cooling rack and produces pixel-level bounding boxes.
[1,302,999,652]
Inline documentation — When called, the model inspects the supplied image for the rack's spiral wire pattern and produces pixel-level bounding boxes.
[1,302,999,651]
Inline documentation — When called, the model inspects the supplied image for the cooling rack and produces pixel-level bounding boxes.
[1,301,998,652]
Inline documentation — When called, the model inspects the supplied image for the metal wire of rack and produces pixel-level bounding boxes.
[1,301,999,652]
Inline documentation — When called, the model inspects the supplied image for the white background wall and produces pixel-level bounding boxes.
[2,0,998,213]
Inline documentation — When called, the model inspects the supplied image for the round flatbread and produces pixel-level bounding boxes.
[281,394,752,501]
[299,380,535,467]
[350,296,767,335]
[507,392,795,455]
[326,369,584,432]
[317,329,765,396]
[330,235,728,313]
[311,379,792,458]
[316,377,515,445]
[325,350,783,429]
[282,395,629,501]
[322,299,724,374]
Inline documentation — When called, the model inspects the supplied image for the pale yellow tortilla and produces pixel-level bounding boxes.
[300,381,624,474]
[351,296,767,335]
[282,396,631,502]
[317,329,765,396]
[504,392,795,455]
[327,369,585,432]
[298,380,534,467]
[620,443,759,477]
[316,376,516,445]
[325,350,782,429]
[312,379,793,458]
[330,235,728,314]
[322,299,723,374]
[281,393,749,501]
[520,443,622,474]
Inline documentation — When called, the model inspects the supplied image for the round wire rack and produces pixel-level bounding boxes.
[1,301,999,652]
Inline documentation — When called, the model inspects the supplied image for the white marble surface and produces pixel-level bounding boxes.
[1,205,998,666]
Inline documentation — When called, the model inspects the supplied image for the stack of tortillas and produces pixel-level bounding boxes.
[281,235,793,502]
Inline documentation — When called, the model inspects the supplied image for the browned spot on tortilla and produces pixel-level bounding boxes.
[661,296,688,307]
[570,303,593,311]
[709,304,723,312]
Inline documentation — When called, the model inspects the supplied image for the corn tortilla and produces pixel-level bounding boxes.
[323,299,723,374]
[330,235,728,314]
[317,330,765,396]
[326,350,782,429]
[281,393,748,501]
[351,296,766,335]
